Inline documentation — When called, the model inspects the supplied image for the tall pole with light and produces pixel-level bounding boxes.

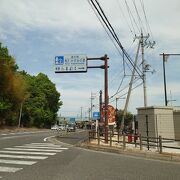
[160,53,180,106]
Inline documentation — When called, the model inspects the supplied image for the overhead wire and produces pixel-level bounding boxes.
[116,0,135,37]
[109,80,143,103]
[87,0,123,58]
[88,0,127,93]
[110,76,141,100]
[88,0,145,104]
[140,0,154,41]
[90,0,142,77]
[124,0,141,34]
[132,0,147,34]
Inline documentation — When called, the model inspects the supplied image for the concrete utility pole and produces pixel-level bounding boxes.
[141,32,148,107]
[90,92,96,120]
[160,53,180,106]
[135,32,155,107]
[121,40,141,130]
[80,107,83,121]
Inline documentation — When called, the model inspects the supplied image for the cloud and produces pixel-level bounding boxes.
[0,0,180,117]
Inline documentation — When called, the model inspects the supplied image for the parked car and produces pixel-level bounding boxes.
[51,125,59,130]
[59,124,66,131]
[67,123,76,132]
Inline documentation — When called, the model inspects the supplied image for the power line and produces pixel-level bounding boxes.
[139,0,154,41]
[132,0,147,34]
[124,0,141,34]
[116,0,135,37]
[109,81,143,103]
[89,0,142,77]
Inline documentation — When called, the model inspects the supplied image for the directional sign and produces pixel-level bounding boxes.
[93,112,100,119]
[55,54,87,73]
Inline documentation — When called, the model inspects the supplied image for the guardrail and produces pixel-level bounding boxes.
[88,130,180,154]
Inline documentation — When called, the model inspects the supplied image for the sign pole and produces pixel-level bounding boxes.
[104,54,109,143]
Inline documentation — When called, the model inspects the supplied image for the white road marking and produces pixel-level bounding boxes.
[4,148,63,152]
[30,143,56,145]
[44,136,55,142]
[0,150,56,156]
[0,159,36,165]
[0,166,22,172]
[0,154,48,160]
[15,145,68,150]
[24,144,62,148]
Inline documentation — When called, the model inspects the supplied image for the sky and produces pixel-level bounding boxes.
[0,0,180,118]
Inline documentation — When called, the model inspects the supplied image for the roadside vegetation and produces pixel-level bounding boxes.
[115,110,133,132]
[0,43,62,128]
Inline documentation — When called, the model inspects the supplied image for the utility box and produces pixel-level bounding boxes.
[173,107,180,140]
[137,106,175,139]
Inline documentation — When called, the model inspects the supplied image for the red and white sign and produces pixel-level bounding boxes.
[101,105,116,125]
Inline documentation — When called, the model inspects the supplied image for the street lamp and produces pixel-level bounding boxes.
[160,53,180,106]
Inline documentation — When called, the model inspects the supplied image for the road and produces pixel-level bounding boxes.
[0,129,180,180]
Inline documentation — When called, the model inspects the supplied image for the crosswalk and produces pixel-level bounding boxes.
[0,142,68,179]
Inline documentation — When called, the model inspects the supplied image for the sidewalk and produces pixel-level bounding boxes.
[79,134,180,162]
[0,127,49,134]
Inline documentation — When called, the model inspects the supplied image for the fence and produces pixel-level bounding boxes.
[88,130,180,154]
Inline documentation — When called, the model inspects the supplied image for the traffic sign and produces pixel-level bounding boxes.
[93,112,100,119]
[55,54,87,73]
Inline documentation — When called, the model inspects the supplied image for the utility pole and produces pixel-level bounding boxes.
[18,102,23,128]
[141,32,148,107]
[121,40,141,130]
[90,92,96,120]
[99,90,102,122]
[135,32,155,107]
[160,53,180,106]
[80,107,83,121]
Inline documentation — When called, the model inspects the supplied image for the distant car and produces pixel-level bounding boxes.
[59,124,66,131]
[67,124,76,132]
[51,125,59,130]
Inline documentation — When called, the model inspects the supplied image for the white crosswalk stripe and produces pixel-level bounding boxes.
[24,144,63,148]
[0,159,36,165]
[4,147,63,152]
[0,150,56,155]
[15,145,68,150]
[0,166,22,172]
[0,142,69,178]
[0,154,48,160]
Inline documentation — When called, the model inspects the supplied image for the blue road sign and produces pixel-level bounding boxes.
[93,112,100,119]
[55,56,64,65]
[69,118,76,123]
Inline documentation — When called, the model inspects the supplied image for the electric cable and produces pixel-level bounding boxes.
[90,0,143,77]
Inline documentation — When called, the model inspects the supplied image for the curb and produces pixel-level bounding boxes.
[79,141,180,162]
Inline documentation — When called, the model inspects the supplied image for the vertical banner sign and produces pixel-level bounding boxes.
[55,54,87,73]
[101,105,116,125]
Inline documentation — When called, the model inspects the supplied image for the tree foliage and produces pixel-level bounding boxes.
[0,43,62,127]
[115,109,133,130]
[21,73,62,128]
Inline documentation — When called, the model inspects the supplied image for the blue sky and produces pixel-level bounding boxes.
[0,0,180,118]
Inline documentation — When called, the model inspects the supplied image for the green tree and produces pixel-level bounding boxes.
[115,109,133,131]
[21,73,62,128]
[0,43,27,126]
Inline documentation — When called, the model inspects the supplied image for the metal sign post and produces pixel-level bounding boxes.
[87,55,109,143]
[55,54,109,143]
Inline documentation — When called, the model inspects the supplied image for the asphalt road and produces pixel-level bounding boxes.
[0,129,180,180]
